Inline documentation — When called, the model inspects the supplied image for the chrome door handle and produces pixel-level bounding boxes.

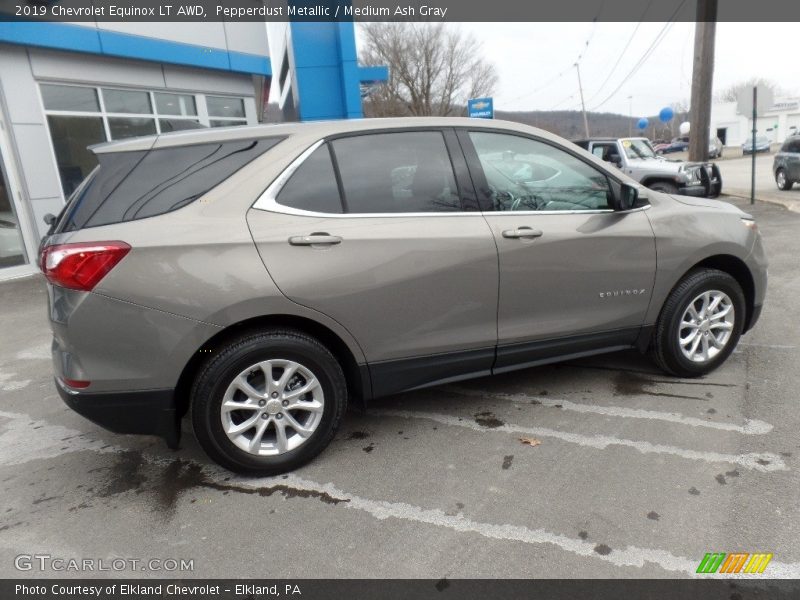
[288,233,342,246]
[502,227,543,239]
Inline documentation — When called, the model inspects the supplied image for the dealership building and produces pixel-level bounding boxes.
[711,97,800,147]
[0,19,386,280]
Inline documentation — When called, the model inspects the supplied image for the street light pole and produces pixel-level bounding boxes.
[628,95,633,137]
[575,63,590,138]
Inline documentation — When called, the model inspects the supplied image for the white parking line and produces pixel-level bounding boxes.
[373,410,787,473]
[1,409,797,578]
[0,372,31,392]
[446,387,773,435]
[0,409,115,466]
[238,473,800,579]
[738,342,796,350]
[15,342,52,361]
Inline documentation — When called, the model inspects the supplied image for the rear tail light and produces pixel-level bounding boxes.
[40,241,131,291]
[61,378,91,389]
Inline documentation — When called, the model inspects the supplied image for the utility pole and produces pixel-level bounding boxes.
[575,63,590,138]
[688,0,718,162]
[628,95,633,137]
[751,85,757,204]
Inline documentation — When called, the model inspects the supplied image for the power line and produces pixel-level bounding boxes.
[575,2,604,65]
[548,93,576,110]
[585,0,655,104]
[589,0,687,111]
[507,67,573,104]
[508,1,605,107]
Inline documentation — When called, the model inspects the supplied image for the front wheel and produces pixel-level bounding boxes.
[648,181,679,195]
[650,269,745,377]
[191,329,347,474]
[776,169,793,191]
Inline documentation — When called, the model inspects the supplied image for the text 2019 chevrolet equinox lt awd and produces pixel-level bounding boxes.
[40,118,767,474]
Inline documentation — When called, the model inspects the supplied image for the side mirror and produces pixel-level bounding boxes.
[43,213,56,226]
[615,183,639,211]
[608,153,622,167]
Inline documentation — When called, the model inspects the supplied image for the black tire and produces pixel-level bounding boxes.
[191,329,347,474]
[776,168,793,191]
[650,269,745,377]
[648,181,679,195]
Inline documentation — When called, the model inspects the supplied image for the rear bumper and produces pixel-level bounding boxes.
[55,378,180,448]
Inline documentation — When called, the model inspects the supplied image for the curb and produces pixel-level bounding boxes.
[723,190,800,213]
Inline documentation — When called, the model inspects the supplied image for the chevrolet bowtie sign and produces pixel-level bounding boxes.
[468,97,494,119]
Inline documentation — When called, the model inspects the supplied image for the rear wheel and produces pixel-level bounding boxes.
[651,269,745,377]
[648,181,678,195]
[776,168,793,191]
[191,329,347,474]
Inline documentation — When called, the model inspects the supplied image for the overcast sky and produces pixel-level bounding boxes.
[354,22,798,118]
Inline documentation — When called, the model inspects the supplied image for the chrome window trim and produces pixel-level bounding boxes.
[252,139,648,218]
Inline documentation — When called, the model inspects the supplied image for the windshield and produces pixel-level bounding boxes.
[621,138,657,159]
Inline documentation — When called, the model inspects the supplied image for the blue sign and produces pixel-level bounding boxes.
[468,97,494,119]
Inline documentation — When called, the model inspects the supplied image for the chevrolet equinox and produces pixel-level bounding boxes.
[40,118,767,474]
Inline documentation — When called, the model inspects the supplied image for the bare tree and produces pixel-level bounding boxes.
[360,23,498,117]
[715,78,782,102]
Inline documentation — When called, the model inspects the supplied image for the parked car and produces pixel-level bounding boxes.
[654,136,722,159]
[41,118,766,474]
[573,137,722,197]
[653,142,672,154]
[743,136,771,154]
[773,135,800,190]
[708,136,724,159]
[659,136,689,154]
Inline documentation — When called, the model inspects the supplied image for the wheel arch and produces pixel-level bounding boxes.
[174,314,370,419]
[665,254,756,333]
[641,176,679,189]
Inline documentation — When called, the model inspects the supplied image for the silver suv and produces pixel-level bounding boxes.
[574,137,722,198]
[40,118,767,474]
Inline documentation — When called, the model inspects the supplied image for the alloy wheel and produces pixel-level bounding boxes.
[220,359,324,456]
[678,290,735,363]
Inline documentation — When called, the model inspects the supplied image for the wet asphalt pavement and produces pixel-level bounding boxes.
[0,196,798,579]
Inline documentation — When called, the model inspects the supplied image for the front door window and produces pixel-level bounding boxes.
[468,131,612,212]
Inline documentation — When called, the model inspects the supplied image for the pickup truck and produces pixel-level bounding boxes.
[573,137,722,198]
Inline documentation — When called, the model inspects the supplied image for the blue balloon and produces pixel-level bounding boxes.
[637,117,649,130]
[659,107,674,123]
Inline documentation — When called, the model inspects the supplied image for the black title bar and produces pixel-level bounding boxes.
[2,0,800,22]
[4,579,800,600]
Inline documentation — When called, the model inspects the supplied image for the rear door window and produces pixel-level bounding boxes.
[276,144,343,213]
[55,137,283,232]
[331,132,461,213]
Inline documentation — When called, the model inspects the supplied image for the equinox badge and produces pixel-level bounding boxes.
[599,289,647,298]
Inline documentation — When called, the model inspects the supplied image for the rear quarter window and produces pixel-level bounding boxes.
[55,137,283,232]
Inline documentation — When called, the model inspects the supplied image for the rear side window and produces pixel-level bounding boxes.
[276,144,343,213]
[55,137,283,232]
[331,132,461,213]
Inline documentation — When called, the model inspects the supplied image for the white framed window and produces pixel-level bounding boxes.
[206,95,248,128]
[39,82,251,195]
